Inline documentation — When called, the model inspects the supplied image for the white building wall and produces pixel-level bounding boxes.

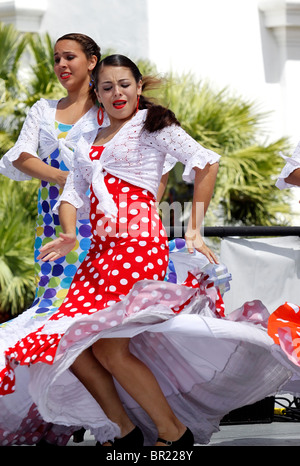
[0,0,149,61]
[39,0,149,61]
[147,0,295,146]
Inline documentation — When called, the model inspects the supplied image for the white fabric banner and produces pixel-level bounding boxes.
[220,236,300,315]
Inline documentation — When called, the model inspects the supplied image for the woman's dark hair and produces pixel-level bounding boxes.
[56,33,101,102]
[93,54,180,132]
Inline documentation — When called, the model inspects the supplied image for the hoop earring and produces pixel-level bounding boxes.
[136,95,140,114]
[97,106,104,126]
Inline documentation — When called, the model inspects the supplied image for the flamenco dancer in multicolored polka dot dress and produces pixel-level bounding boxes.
[0,33,101,445]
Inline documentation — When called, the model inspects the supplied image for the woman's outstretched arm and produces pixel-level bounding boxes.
[185,163,219,263]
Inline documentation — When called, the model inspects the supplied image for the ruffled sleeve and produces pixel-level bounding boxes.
[156,125,220,181]
[276,143,300,189]
[0,99,45,181]
[162,154,177,175]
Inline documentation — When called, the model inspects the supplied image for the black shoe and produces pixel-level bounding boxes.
[35,438,59,447]
[72,427,86,443]
[96,426,144,448]
[114,426,144,448]
[156,427,194,448]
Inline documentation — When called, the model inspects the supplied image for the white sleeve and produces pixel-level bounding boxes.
[156,125,220,182]
[0,99,44,180]
[162,154,177,174]
[276,143,300,189]
[53,168,91,220]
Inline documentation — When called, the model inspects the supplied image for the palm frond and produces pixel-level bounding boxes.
[0,177,37,316]
[0,23,27,81]
[25,32,65,104]
[151,72,293,226]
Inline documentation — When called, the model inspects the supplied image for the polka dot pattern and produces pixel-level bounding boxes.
[0,146,217,390]
[0,147,167,375]
[31,122,91,321]
[0,403,71,446]
[0,120,96,444]
[0,144,233,451]
[50,145,170,322]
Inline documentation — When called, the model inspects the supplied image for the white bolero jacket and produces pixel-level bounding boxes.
[276,141,300,189]
[0,98,99,180]
[55,109,221,219]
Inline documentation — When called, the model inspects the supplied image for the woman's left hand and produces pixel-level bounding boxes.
[185,229,219,264]
[37,233,76,262]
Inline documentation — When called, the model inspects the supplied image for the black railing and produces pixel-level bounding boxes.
[203,226,300,237]
[168,225,300,239]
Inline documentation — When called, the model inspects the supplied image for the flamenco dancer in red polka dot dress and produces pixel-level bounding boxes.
[31,55,221,447]
[2,55,300,447]
[0,54,221,447]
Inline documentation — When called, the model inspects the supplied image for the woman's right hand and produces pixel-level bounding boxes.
[185,229,219,264]
[37,233,76,262]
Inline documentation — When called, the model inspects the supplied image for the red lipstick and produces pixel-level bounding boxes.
[60,73,71,80]
[113,100,127,109]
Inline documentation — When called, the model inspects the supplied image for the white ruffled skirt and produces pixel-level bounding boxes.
[1,240,299,446]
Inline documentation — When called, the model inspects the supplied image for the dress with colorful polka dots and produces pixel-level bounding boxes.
[0,121,93,330]
[0,120,93,445]
[33,121,92,320]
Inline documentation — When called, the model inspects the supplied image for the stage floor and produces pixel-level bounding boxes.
[207,422,300,446]
[67,422,300,447]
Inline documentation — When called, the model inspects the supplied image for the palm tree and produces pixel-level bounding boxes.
[0,177,37,321]
[0,29,65,158]
[0,25,62,321]
[156,73,292,226]
[25,32,65,106]
[0,22,27,90]
[0,23,28,156]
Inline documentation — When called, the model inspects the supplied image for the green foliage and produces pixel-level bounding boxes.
[0,177,38,319]
[0,22,27,91]
[0,23,27,154]
[25,32,65,105]
[216,139,292,225]
[156,73,292,226]
[0,29,65,157]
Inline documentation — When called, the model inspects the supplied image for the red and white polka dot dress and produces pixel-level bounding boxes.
[52,145,170,319]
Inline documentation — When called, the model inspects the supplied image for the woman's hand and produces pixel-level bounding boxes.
[185,229,219,264]
[56,170,69,188]
[37,233,76,262]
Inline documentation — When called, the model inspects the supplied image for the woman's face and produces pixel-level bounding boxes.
[95,65,142,124]
[54,40,97,92]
